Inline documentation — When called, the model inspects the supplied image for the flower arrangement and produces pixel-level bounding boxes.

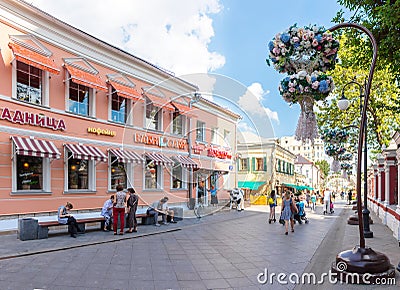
[338,153,353,161]
[325,144,346,157]
[279,70,334,104]
[341,163,352,170]
[321,129,349,144]
[268,24,339,74]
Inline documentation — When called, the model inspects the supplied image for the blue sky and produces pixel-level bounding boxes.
[32,0,349,139]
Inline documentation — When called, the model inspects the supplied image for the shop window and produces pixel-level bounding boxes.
[111,91,128,124]
[16,155,43,191]
[16,61,43,105]
[145,159,161,189]
[67,152,92,190]
[145,103,161,131]
[171,162,187,189]
[68,80,91,116]
[172,112,184,135]
[196,121,205,142]
[110,156,127,189]
[238,158,249,171]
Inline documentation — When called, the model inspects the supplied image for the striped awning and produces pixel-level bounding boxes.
[8,42,60,75]
[65,143,107,162]
[108,80,143,102]
[109,149,144,164]
[144,152,174,166]
[173,155,198,169]
[11,136,61,159]
[144,93,175,111]
[65,65,107,92]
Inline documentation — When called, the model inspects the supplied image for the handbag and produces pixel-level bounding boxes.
[279,214,285,225]
[289,199,298,214]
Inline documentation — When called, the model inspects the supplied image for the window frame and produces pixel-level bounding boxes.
[144,158,163,190]
[65,71,96,118]
[109,88,131,125]
[238,158,249,171]
[196,121,206,142]
[171,162,188,190]
[172,112,185,136]
[64,149,96,193]
[144,101,162,131]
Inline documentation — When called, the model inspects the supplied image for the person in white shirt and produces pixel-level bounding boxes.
[323,188,331,215]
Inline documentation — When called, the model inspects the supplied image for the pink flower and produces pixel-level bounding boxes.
[312,81,319,90]
[302,34,308,41]
[293,36,300,42]
[273,47,281,55]
[312,39,318,47]
[289,87,295,93]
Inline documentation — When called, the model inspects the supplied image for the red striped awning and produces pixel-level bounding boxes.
[9,42,60,75]
[65,143,107,162]
[65,65,107,92]
[144,152,174,166]
[109,149,144,164]
[108,80,143,102]
[171,102,196,117]
[11,136,61,159]
[173,155,198,169]
[144,93,174,111]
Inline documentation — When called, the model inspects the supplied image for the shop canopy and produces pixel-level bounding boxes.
[282,183,314,191]
[65,143,107,162]
[108,79,143,102]
[144,152,174,166]
[11,136,61,159]
[238,181,266,190]
[109,149,144,164]
[65,64,107,92]
[173,155,198,169]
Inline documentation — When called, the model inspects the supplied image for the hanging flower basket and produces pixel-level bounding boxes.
[279,71,334,104]
[338,153,353,161]
[325,144,346,157]
[341,163,352,170]
[267,24,339,74]
[321,129,349,144]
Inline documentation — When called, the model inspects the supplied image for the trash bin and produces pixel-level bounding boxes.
[18,218,38,241]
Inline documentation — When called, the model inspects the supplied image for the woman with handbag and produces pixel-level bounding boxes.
[126,188,138,233]
[280,191,298,235]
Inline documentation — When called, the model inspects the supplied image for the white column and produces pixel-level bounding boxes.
[377,167,383,203]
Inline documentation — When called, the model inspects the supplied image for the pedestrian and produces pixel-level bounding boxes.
[197,181,205,204]
[113,184,126,235]
[126,188,138,233]
[209,185,218,206]
[280,191,297,235]
[348,190,352,205]
[323,188,331,215]
[332,192,336,201]
[58,202,81,238]
[146,197,169,226]
[268,190,277,223]
[101,195,114,231]
[310,191,317,211]
[162,197,177,223]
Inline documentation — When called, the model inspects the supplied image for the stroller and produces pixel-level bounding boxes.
[294,200,309,224]
[230,188,244,211]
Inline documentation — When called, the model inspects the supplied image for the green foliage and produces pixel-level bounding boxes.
[315,160,330,178]
[334,0,400,82]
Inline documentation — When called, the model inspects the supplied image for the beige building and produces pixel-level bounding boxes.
[279,136,327,162]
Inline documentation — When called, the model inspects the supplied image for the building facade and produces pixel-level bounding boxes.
[295,155,323,193]
[279,136,326,162]
[0,0,239,216]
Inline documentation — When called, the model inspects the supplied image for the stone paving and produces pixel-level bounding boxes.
[0,201,398,289]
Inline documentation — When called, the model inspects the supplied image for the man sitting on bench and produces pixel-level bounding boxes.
[58,202,82,238]
[147,197,170,226]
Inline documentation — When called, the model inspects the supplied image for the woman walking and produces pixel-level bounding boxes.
[281,191,297,235]
[113,185,126,235]
[268,190,277,223]
[126,188,138,233]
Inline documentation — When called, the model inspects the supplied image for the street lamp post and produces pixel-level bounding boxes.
[338,80,373,238]
[329,22,394,282]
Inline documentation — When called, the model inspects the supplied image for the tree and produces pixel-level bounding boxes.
[315,160,330,178]
[334,0,400,82]
[316,35,400,153]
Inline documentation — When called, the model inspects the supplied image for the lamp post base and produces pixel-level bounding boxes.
[331,246,395,284]
[347,215,373,227]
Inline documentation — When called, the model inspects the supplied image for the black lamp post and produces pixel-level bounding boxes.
[338,80,373,238]
[329,22,394,282]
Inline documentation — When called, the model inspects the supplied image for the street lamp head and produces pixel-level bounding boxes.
[337,93,350,111]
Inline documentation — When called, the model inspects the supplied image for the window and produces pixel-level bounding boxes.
[211,127,218,144]
[67,153,90,190]
[224,130,230,145]
[238,158,249,171]
[111,90,127,124]
[16,61,42,105]
[145,103,161,131]
[172,112,184,135]
[254,157,266,171]
[69,80,90,116]
[196,121,205,141]
[17,155,43,190]
[110,156,127,189]
[145,159,160,189]
[172,162,186,189]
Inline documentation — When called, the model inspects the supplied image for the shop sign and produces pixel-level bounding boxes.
[134,133,187,149]
[0,107,66,131]
[192,145,204,154]
[207,147,232,159]
[87,127,116,137]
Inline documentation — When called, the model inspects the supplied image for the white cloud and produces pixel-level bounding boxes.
[238,83,279,123]
[30,0,225,76]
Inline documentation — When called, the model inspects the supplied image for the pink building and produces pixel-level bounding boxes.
[0,1,239,217]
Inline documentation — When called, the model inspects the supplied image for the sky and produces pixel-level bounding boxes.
[30,0,349,141]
